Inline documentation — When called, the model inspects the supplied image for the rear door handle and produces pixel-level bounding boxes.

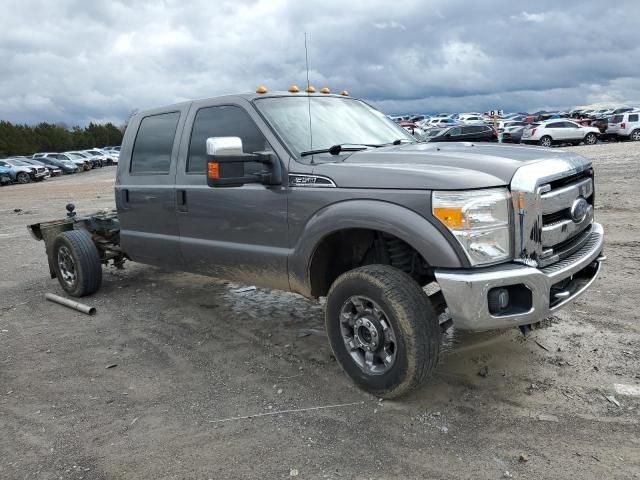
[177,189,188,212]
[121,188,129,206]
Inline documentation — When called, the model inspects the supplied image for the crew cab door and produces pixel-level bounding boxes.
[115,105,189,268]
[174,98,290,290]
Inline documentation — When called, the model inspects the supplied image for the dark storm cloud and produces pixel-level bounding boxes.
[1,0,639,124]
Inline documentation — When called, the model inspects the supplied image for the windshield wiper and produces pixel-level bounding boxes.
[300,144,371,157]
[300,140,412,157]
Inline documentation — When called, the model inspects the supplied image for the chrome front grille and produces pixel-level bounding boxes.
[538,172,594,264]
[511,155,595,268]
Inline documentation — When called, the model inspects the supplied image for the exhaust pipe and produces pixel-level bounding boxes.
[45,293,96,316]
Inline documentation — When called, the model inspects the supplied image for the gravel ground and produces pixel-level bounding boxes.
[1,144,639,479]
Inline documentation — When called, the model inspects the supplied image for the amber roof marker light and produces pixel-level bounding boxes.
[255,85,267,94]
[305,85,316,93]
[288,85,300,93]
[320,87,330,94]
[340,90,349,96]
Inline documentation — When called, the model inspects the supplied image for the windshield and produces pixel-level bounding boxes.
[6,158,29,166]
[68,153,84,160]
[255,96,414,158]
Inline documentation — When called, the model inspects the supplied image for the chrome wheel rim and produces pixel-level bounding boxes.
[541,137,551,147]
[632,131,640,141]
[339,296,397,375]
[57,246,76,287]
[586,134,596,145]
[17,173,29,183]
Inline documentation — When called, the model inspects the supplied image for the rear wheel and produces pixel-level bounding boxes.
[631,129,640,141]
[16,172,31,184]
[539,136,552,147]
[584,132,598,145]
[325,265,441,399]
[52,230,102,297]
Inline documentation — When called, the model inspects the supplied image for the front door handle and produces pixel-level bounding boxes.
[177,189,188,212]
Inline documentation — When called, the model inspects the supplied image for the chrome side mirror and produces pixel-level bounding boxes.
[206,137,244,156]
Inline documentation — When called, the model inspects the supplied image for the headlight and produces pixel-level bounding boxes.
[432,188,511,266]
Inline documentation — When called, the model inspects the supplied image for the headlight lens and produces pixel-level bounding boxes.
[432,188,511,266]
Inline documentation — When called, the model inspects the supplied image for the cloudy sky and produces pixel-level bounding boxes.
[1,0,639,125]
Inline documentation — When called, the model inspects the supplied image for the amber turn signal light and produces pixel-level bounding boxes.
[433,207,464,229]
[207,162,220,180]
[255,85,267,94]
[305,85,316,93]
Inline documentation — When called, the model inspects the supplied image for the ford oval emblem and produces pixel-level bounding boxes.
[570,197,588,223]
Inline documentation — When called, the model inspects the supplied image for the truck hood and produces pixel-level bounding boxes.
[311,142,590,190]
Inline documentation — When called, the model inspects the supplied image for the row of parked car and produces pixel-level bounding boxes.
[392,106,640,147]
[0,146,120,186]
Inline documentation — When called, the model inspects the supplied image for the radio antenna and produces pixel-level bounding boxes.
[304,32,314,154]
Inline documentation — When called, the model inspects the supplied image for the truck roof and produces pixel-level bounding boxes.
[136,91,352,116]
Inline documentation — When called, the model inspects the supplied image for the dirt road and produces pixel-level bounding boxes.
[1,144,639,479]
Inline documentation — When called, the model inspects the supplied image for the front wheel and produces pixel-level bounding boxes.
[539,136,552,147]
[325,265,441,399]
[16,172,31,184]
[52,230,102,297]
[584,132,598,145]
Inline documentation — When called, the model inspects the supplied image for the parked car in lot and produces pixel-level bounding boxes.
[83,149,118,165]
[521,120,600,147]
[0,158,40,183]
[607,112,640,141]
[32,154,79,174]
[46,153,91,171]
[20,158,62,176]
[68,151,103,168]
[2,157,49,181]
[457,114,485,125]
[425,124,497,143]
[426,117,457,128]
[501,126,525,144]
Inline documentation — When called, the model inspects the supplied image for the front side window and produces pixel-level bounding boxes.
[255,96,413,160]
[130,111,180,174]
[187,105,271,173]
[547,122,564,128]
[610,115,623,124]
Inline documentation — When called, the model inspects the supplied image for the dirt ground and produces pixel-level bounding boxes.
[1,144,639,479]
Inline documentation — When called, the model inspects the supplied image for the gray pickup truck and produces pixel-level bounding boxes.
[29,90,605,398]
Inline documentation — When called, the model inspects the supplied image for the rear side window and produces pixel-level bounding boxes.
[187,105,271,173]
[130,112,180,174]
[629,114,639,122]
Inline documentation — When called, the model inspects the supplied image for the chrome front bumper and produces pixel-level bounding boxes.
[435,223,604,331]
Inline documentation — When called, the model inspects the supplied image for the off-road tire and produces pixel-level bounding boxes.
[539,136,552,147]
[16,172,31,183]
[325,265,441,399]
[52,230,102,297]
[631,129,640,142]
[584,132,598,145]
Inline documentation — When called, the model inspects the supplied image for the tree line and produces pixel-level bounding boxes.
[0,121,124,158]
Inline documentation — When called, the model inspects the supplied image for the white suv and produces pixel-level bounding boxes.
[521,120,600,147]
[607,112,640,141]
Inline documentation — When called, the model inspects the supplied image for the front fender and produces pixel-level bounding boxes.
[288,199,466,296]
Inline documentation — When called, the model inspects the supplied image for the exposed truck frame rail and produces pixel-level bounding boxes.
[28,204,126,279]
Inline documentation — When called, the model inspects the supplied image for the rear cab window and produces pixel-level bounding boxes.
[130,112,180,174]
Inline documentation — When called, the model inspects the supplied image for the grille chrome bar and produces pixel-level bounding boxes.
[540,177,593,215]
[542,205,593,247]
